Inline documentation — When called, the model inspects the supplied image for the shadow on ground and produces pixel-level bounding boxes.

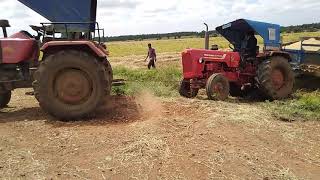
[0,96,142,126]
[295,74,320,91]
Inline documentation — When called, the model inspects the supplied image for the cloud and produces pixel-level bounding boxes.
[99,0,141,9]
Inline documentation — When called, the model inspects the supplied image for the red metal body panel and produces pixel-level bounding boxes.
[41,41,107,58]
[181,48,260,91]
[0,34,39,64]
[182,48,241,79]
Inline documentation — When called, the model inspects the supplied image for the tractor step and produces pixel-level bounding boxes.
[112,79,125,86]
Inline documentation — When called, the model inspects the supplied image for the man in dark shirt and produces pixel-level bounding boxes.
[242,31,257,57]
[145,43,157,69]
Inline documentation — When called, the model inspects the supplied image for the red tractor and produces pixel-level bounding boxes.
[0,0,115,119]
[179,19,294,100]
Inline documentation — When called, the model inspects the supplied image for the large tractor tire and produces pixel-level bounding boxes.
[0,91,11,108]
[103,60,113,96]
[33,50,111,120]
[257,56,294,100]
[179,79,198,98]
[206,74,229,100]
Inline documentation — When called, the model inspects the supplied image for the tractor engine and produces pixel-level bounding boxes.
[181,48,257,89]
[182,49,241,79]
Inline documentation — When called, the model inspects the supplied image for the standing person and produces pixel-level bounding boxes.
[145,43,157,69]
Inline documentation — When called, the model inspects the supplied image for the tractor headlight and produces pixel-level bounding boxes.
[199,58,204,64]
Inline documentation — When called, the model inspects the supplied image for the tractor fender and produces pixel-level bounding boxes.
[40,41,107,60]
[269,51,292,62]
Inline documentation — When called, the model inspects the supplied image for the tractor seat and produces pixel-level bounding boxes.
[0,19,10,27]
[30,25,44,32]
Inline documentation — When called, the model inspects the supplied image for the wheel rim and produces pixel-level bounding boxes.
[271,69,285,90]
[54,69,93,105]
[211,82,225,98]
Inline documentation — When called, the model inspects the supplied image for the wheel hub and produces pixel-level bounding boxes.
[271,69,285,90]
[213,82,224,95]
[54,69,92,105]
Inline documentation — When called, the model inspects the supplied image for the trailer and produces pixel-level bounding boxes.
[283,37,320,77]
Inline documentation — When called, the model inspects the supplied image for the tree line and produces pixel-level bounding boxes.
[103,31,218,42]
[103,23,320,42]
[281,23,320,33]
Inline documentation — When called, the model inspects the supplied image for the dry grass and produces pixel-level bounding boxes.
[107,32,320,57]
[1,89,320,179]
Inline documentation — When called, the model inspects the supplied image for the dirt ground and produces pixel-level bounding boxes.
[0,88,319,180]
[1,53,320,179]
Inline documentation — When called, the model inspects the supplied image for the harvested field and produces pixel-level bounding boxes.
[284,38,320,51]
[0,88,320,179]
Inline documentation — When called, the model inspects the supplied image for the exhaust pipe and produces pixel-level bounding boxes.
[0,20,10,38]
[2,27,8,38]
[204,23,209,50]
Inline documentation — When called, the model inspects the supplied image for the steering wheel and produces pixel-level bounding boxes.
[229,44,235,51]
[30,25,43,32]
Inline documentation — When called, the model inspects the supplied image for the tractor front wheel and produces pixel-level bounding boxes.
[33,50,110,120]
[179,79,198,98]
[0,91,11,108]
[206,74,229,100]
[257,56,294,100]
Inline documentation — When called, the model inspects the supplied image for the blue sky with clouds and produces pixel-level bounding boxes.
[1,0,320,36]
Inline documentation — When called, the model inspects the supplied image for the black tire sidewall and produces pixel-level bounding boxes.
[0,91,11,108]
[103,60,113,96]
[258,56,294,100]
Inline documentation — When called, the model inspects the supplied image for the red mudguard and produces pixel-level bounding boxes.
[0,32,39,64]
[41,41,108,58]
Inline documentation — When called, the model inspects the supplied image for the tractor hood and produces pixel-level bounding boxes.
[17,0,97,32]
[216,19,281,50]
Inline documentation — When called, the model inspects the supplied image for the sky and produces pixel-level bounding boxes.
[0,0,320,36]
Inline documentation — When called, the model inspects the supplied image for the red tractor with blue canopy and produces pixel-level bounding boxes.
[0,0,115,119]
[180,19,294,100]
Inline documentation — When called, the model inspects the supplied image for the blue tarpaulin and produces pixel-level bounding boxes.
[17,0,97,31]
[216,19,281,50]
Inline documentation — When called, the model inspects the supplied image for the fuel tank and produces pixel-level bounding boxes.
[0,32,39,64]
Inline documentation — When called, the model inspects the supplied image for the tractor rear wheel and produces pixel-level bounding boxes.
[0,91,11,108]
[102,59,113,96]
[33,50,110,120]
[257,56,294,100]
[206,74,229,100]
[179,79,198,98]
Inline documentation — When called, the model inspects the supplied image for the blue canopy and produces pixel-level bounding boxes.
[216,19,281,50]
[17,0,97,32]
